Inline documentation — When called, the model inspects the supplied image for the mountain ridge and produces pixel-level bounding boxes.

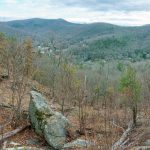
[1,18,150,27]
[0,18,150,60]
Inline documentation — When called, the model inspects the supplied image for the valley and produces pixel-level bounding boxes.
[0,19,150,150]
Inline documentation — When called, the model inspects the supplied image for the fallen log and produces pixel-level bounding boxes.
[0,103,12,109]
[0,124,30,143]
[112,122,133,150]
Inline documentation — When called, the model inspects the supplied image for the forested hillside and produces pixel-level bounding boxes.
[1,18,150,60]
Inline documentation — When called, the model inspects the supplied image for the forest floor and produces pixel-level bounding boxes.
[0,78,150,150]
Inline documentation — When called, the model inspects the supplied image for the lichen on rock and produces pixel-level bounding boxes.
[29,91,70,149]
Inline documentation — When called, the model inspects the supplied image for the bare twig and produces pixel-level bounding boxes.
[112,121,133,150]
[110,118,125,132]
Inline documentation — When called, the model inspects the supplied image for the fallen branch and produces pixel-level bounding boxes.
[0,124,30,143]
[120,138,129,147]
[123,141,135,150]
[0,103,12,109]
[112,122,133,150]
[110,118,125,132]
[123,131,145,150]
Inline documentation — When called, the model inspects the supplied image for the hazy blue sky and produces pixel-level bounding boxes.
[0,0,150,26]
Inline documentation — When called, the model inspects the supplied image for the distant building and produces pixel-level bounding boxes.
[37,46,53,55]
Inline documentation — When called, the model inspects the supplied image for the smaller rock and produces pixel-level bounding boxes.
[26,138,40,145]
[63,139,94,149]
[9,141,21,146]
[6,147,43,150]
[144,139,150,146]
[131,146,150,150]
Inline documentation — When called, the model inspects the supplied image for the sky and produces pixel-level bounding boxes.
[0,0,150,26]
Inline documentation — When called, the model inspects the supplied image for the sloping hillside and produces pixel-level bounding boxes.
[1,18,150,60]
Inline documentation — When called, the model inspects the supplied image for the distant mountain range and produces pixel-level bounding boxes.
[0,18,150,60]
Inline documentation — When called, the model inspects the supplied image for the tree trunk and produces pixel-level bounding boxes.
[132,105,137,126]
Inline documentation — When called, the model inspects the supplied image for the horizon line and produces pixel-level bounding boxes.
[0,17,149,27]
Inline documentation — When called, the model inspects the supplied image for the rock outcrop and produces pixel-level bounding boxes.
[29,91,69,149]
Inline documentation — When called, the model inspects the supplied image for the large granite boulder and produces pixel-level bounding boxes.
[44,112,69,149]
[29,91,70,149]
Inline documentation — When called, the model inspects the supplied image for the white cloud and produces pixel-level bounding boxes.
[4,0,18,4]
[0,0,150,26]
